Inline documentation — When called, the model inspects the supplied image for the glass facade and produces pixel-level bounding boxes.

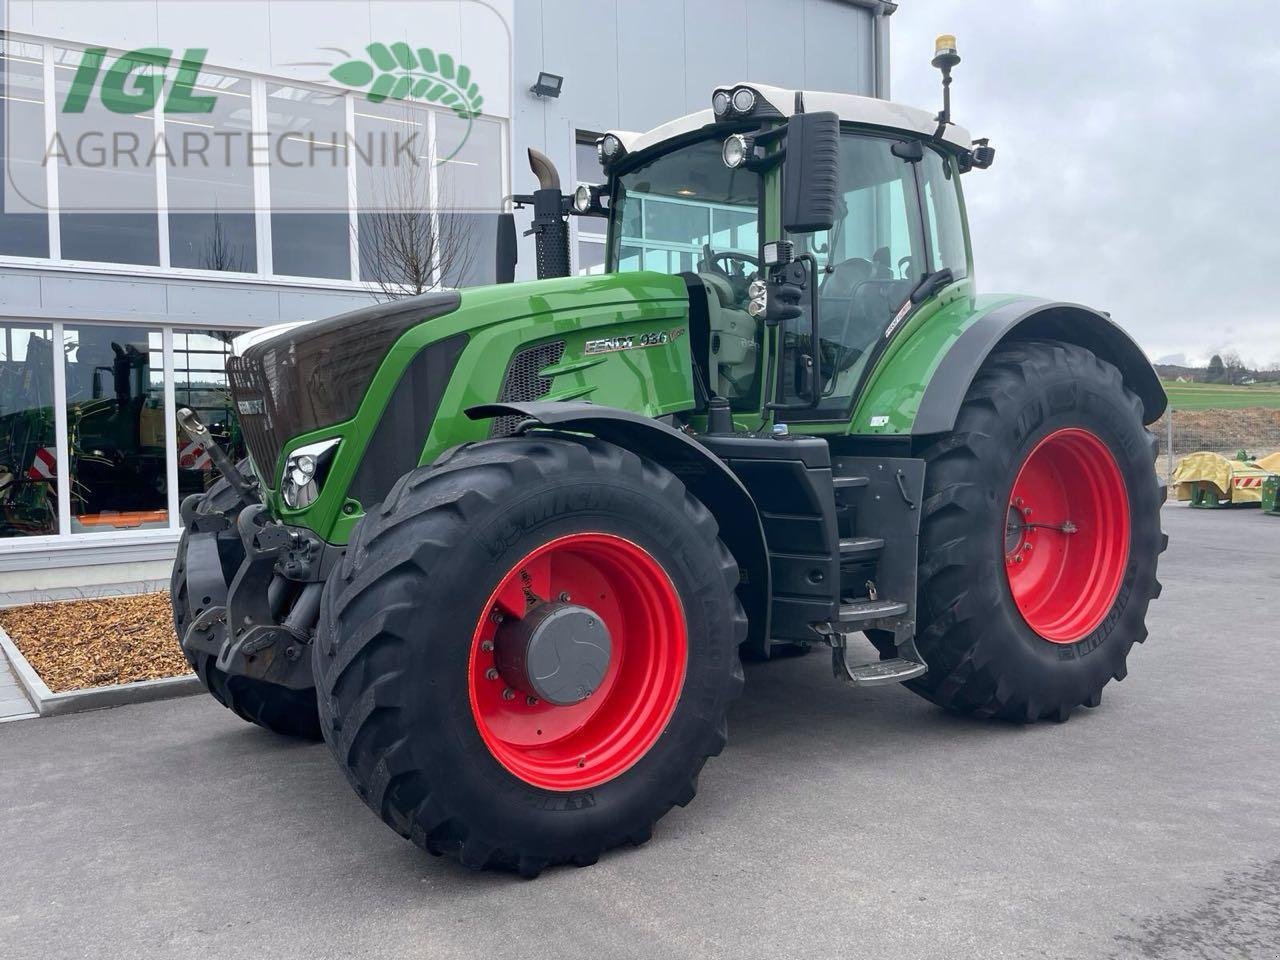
[0,319,255,541]
[62,324,168,533]
[173,330,246,497]
[167,71,257,272]
[0,322,58,537]
[0,40,49,258]
[0,38,507,287]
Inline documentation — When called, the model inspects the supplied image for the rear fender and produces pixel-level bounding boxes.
[466,401,772,656]
[912,299,1167,435]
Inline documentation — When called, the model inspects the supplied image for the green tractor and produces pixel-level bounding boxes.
[171,43,1166,876]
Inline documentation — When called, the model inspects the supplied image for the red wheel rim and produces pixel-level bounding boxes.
[1004,428,1130,643]
[467,533,687,791]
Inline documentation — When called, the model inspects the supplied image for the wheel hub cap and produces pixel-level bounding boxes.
[494,602,613,706]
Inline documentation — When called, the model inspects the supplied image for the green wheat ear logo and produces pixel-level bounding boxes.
[329,43,483,163]
[330,42,483,114]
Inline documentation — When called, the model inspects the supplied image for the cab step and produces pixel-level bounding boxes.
[835,598,908,625]
[839,536,884,560]
[839,656,928,686]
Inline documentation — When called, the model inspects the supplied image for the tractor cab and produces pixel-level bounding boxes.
[509,72,993,430]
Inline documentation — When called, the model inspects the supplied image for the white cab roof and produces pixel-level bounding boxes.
[610,82,972,158]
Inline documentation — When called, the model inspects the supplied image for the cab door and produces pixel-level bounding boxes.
[777,131,963,422]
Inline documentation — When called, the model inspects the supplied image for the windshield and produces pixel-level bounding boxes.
[609,136,760,274]
[609,136,763,408]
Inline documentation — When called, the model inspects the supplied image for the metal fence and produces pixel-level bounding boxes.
[1153,406,1280,484]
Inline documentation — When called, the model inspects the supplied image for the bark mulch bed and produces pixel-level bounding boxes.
[0,592,190,693]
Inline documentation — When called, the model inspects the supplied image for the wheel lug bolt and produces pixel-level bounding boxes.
[491,610,504,624]
[558,592,570,602]
[1023,507,1032,517]
[502,688,515,701]
[480,640,494,653]
[485,667,499,681]
[1014,555,1023,564]
[526,695,538,706]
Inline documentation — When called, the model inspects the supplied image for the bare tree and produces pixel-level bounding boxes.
[354,113,476,301]
[1221,350,1246,386]
[200,208,249,273]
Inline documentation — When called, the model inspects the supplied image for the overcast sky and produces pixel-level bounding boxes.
[890,1,1280,368]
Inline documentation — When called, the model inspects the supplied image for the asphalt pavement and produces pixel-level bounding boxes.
[1,503,1277,960]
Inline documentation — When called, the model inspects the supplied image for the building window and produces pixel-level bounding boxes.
[0,40,50,259]
[61,324,169,533]
[574,131,606,275]
[54,48,161,266]
[577,240,605,275]
[173,330,245,496]
[267,84,351,280]
[0,38,510,288]
[0,322,58,538]
[167,71,257,272]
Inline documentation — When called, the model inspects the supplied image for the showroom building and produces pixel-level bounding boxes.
[0,0,892,602]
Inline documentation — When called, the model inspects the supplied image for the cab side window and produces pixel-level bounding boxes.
[920,149,969,279]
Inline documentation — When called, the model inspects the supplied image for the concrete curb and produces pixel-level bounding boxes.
[0,625,202,718]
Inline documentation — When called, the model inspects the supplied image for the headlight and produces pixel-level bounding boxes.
[597,134,623,164]
[722,133,752,169]
[573,183,593,213]
[281,438,339,509]
[730,87,756,114]
[747,279,768,319]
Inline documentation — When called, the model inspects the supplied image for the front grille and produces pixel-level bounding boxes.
[489,340,566,437]
[227,354,284,483]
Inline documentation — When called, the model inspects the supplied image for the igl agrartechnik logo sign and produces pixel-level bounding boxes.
[32,41,485,199]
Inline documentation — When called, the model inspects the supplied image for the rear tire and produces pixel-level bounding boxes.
[314,435,746,876]
[171,461,322,741]
[881,340,1165,722]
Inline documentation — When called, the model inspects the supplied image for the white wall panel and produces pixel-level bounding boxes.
[616,0,685,132]
[683,0,747,115]
[30,0,160,50]
[745,0,806,91]
[804,0,872,95]
[459,0,513,119]
[156,1,270,75]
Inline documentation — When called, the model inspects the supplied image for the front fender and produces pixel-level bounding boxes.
[466,401,772,657]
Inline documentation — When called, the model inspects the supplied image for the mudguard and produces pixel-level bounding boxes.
[912,298,1167,435]
[466,401,773,656]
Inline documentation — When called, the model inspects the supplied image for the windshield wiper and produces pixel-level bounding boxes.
[908,267,954,305]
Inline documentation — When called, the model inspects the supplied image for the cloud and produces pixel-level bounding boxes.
[891,1,1280,368]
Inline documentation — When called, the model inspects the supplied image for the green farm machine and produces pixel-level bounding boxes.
[171,40,1166,876]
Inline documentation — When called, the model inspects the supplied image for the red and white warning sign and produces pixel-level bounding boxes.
[178,440,212,471]
[26,446,55,481]
[1234,476,1264,489]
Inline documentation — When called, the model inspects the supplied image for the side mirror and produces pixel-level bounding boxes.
[781,111,839,234]
[495,212,517,284]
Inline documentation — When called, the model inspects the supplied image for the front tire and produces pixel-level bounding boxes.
[314,435,746,875]
[891,340,1165,722]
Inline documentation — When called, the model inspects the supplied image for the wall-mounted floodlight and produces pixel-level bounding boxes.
[530,71,564,99]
